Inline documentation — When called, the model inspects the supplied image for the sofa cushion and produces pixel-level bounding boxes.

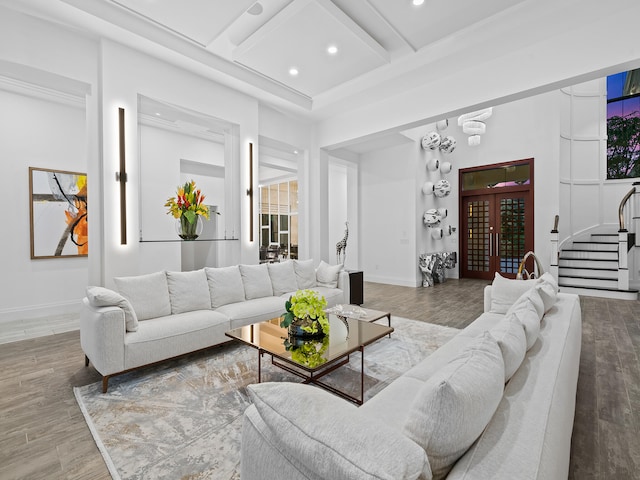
[114,271,171,321]
[267,261,298,296]
[294,259,317,289]
[166,269,211,314]
[239,264,274,300]
[489,273,539,314]
[86,286,139,332]
[489,316,527,382]
[507,298,541,350]
[248,382,432,480]
[205,266,245,308]
[316,260,343,288]
[403,332,505,480]
[216,296,286,329]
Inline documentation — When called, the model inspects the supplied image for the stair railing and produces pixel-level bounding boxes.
[618,186,635,232]
[617,186,636,291]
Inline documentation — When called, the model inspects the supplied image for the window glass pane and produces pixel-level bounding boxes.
[462,163,530,191]
[289,180,298,213]
[280,233,288,249]
[261,228,269,247]
[280,215,288,231]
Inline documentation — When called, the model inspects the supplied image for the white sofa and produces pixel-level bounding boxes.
[80,259,348,393]
[241,273,582,480]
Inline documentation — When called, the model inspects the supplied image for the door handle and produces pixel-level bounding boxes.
[495,233,499,257]
[489,233,493,256]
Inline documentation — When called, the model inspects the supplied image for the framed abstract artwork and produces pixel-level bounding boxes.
[29,167,88,259]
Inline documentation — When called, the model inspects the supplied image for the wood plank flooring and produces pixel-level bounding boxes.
[0,278,638,479]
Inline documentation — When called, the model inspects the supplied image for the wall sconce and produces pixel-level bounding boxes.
[117,107,127,245]
[246,142,254,242]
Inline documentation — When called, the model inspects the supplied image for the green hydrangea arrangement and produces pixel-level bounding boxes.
[281,289,330,335]
[284,336,329,368]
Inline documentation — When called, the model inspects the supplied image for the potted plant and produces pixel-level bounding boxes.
[164,180,217,240]
[281,289,330,337]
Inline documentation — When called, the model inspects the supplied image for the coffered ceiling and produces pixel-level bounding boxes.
[4,0,527,113]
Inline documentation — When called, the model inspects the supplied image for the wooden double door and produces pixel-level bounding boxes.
[460,160,534,280]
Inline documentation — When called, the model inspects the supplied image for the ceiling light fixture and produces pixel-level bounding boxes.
[327,45,338,55]
[289,67,299,76]
[247,2,263,15]
[412,0,425,5]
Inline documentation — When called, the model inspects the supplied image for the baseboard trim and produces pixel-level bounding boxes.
[0,300,81,323]
[364,274,420,287]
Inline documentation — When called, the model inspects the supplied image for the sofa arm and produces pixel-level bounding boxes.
[484,285,492,313]
[337,269,350,304]
[243,382,431,480]
[79,298,126,377]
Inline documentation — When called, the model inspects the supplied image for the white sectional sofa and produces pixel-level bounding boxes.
[241,273,582,480]
[80,259,348,393]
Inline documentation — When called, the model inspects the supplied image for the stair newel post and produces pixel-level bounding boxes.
[550,215,559,281]
[618,230,630,291]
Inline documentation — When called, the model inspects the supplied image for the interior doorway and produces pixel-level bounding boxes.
[460,159,534,280]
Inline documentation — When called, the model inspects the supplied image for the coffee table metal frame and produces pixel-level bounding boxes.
[225,316,393,405]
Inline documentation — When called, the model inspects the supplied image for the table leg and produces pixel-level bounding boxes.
[386,313,392,337]
[360,346,364,403]
[258,348,262,383]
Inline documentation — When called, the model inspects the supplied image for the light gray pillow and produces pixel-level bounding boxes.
[267,260,298,296]
[205,266,245,308]
[403,332,505,480]
[489,272,538,314]
[506,299,541,350]
[239,264,274,300]
[248,382,431,480]
[535,281,557,313]
[510,287,545,320]
[540,272,559,294]
[113,271,171,321]
[166,269,211,314]
[294,259,317,289]
[86,286,138,332]
[316,260,343,288]
[489,316,527,382]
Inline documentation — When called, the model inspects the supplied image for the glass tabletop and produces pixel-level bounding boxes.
[225,314,393,371]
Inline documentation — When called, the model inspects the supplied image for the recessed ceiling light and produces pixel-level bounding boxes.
[412,0,424,5]
[293,150,299,154]
[247,2,263,15]
[155,112,161,116]
[289,67,299,76]
[327,45,338,55]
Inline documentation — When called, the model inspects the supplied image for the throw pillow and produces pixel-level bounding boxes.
[248,382,432,480]
[510,288,545,320]
[403,332,505,480]
[86,286,139,332]
[316,260,343,288]
[165,269,211,314]
[267,261,298,296]
[294,259,317,289]
[489,316,527,382]
[540,272,559,294]
[535,281,557,313]
[506,299,541,350]
[239,264,274,300]
[113,271,171,321]
[489,272,538,314]
[204,266,245,308]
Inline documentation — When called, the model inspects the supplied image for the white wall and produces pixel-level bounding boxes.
[0,90,88,319]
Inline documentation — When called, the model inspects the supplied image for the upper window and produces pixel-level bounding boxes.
[607,69,640,179]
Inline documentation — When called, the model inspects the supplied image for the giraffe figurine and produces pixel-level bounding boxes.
[336,221,349,265]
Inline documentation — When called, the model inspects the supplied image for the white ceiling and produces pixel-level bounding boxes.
[5,0,528,113]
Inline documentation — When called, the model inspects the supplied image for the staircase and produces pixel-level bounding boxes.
[558,232,638,300]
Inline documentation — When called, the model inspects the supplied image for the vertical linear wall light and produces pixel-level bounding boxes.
[247,142,254,242]
[117,108,127,245]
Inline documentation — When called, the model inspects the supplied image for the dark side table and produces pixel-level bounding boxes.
[346,270,364,305]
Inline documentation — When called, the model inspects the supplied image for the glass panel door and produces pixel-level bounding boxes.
[462,196,492,278]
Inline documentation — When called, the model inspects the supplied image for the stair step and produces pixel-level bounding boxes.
[559,276,619,288]
[558,267,618,279]
[560,250,618,261]
[559,285,638,300]
[558,258,619,269]
[590,233,619,242]
[571,241,618,251]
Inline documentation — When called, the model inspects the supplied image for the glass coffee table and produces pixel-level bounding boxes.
[326,304,392,330]
[225,314,393,405]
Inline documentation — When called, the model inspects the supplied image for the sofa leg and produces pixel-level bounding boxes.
[84,355,89,367]
[102,376,110,393]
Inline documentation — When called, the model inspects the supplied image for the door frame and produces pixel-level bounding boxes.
[459,158,535,279]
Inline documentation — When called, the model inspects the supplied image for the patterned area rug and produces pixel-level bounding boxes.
[74,317,459,480]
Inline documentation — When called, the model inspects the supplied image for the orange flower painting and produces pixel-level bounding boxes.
[29,167,88,259]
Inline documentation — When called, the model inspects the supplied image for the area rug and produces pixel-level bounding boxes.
[74,317,459,480]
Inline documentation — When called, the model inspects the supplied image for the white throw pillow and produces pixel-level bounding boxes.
[113,271,171,321]
[489,316,527,382]
[316,260,343,288]
[403,332,505,480]
[86,286,139,332]
[165,269,211,314]
[294,259,317,289]
[510,288,545,320]
[540,272,559,294]
[267,261,298,296]
[489,272,538,314]
[535,281,557,313]
[205,266,245,308]
[239,264,274,300]
[248,382,432,480]
[506,299,541,350]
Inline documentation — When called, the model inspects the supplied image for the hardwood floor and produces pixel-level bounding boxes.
[0,279,638,479]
